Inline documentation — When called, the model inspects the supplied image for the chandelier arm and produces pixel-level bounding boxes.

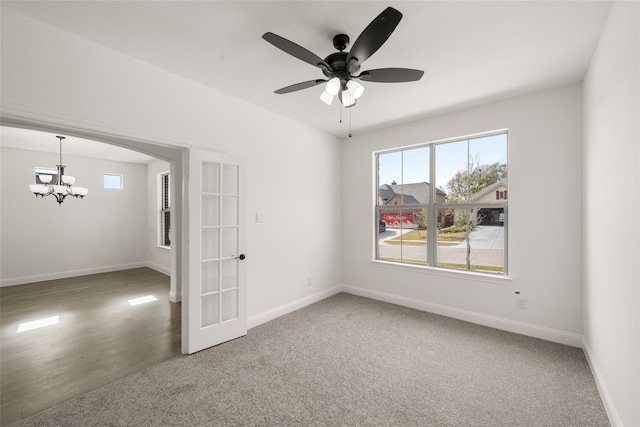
[54,193,65,205]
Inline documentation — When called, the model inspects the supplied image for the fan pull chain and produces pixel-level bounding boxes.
[337,104,353,138]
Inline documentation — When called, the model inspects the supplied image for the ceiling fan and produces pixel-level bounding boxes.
[262,6,424,108]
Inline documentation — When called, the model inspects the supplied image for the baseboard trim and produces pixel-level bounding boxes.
[169,290,181,303]
[342,285,584,348]
[582,340,623,427]
[247,286,343,329]
[0,262,148,287]
[145,262,171,276]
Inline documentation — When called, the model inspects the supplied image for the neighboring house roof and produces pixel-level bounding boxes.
[468,178,508,201]
[386,193,420,205]
[378,184,396,201]
[378,182,446,205]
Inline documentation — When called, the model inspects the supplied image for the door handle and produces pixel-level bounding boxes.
[236,254,246,260]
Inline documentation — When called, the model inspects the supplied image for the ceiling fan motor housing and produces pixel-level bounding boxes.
[322,50,358,83]
[324,34,360,84]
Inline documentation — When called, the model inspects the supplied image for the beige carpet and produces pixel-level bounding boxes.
[11,293,609,426]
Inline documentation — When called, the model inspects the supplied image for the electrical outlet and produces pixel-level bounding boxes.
[516,297,527,309]
[256,212,265,223]
[307,277,312,287]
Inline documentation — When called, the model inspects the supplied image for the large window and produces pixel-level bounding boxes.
[160,172,171,247]
[375,131,508,274]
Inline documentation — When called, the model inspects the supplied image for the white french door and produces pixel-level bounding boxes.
[186,148,246,354]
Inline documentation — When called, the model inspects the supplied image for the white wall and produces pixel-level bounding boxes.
[0,147,148,285]
[0,9,343,319]
[146,158,171,275]
[583,1,640,426]
[342,84,585,346]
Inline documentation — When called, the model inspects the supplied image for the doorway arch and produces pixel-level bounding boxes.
[1,113,188,352]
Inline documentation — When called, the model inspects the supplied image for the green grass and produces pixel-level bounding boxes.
[389,229,427,241]
[439,224,470,233]
[386,229,466,245]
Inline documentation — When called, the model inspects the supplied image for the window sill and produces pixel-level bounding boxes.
[157,245,171,251]
[370,259,512,285]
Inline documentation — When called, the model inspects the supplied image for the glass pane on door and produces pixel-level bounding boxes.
[222,164,238,195]
[221,290,237,322]
[202,162,220,193]
[221,228,238,258]
[201,228,219,260]
[202,195,219,226]
[221,259,237,290]
[201,293,220,328]
[201,261,219,294]
[221,196,238,226]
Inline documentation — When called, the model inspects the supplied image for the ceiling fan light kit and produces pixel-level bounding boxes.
[262,6,424,110]
[346,80,364,99]
[325,77,341,96]
[339,88,356,108]
[319,90,334,105]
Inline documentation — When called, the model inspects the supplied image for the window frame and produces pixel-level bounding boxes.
[159,171,171,248]
[374,129,509,277]
[103,173,123,190]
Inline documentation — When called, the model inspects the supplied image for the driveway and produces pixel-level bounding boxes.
[450,225,504,250]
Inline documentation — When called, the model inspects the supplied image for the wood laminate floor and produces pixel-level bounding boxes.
[0,268,181,426]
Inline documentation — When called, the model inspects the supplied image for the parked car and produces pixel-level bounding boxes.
[379,220,386,232]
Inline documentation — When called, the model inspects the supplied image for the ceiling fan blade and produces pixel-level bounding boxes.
[346,7,403,73]
[274,79,326,94]
[263,32,330,71]
[358,68,424,83]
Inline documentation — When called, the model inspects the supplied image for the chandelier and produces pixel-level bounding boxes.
[28,135,89,205]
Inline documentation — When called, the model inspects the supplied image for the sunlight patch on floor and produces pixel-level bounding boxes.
[128,295,158,306]
[16,315,60,333]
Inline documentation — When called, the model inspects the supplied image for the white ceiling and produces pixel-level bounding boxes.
[2,0,612,158]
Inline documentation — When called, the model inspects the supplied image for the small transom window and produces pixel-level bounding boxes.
[104,174,123,190]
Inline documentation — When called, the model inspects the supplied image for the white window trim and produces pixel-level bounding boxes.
[370,258,513,285]
[373,129,509,277]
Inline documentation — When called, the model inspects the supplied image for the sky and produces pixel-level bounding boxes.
[377,133,507,192]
